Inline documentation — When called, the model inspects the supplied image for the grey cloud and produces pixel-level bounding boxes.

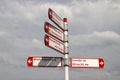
[23,0,73,4]
[5,0,120,5]
[70,31,120,48]
[0,0,120,80]
[68,0,120,34]
[69,31,120,80]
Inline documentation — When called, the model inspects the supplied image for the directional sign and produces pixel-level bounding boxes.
[70,58,104,68]
[45,34,65,54]
[27,56,63,67]
[44,22,64,42]
[48,8,65,31]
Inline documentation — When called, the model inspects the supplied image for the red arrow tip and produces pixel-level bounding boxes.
[48,8,52,19]
[45,35,49,45]
[99,58,104,68]
[27,57,33,67]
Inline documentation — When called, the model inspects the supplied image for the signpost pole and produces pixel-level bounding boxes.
[63,18,69,80]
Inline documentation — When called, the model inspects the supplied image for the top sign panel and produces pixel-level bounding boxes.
[48,8,65,31]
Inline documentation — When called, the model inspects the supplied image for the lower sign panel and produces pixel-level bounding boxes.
[27,56,63,67]
[45,34,65,54]
[70,58,104,68]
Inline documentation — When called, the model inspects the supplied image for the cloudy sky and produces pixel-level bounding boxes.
[0,0,120,80]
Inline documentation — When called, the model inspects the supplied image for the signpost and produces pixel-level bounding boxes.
[27,8,105,80]
[45,34,65,54]
[27,56,63,67]
[48,8,65,31]
[44,22,65,42]
[70,58,104,68]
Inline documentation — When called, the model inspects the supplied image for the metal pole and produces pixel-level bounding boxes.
[64,18,69,80]
[64,54,69,80]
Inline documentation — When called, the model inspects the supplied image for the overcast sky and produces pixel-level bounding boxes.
[0,0,120,80]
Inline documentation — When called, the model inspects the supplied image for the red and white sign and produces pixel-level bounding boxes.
[27,56,63,67]
[70,58,104,68]
[44,22,64,42]
[45,34,65,54]
[48,8,64,31]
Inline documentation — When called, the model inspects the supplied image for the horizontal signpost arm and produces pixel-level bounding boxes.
[27,56,63,67]
[70,58,104,68]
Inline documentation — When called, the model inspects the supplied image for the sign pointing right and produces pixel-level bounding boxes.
[70,58,104,68]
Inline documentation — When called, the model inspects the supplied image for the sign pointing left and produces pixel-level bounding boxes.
[27,56,63,67]
[27,57,33,67]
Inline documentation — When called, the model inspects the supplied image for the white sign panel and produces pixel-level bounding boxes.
[70,58,104,68]
[48,8,65,30]
[45,34,65,54]
[27,56,63,67]
[44,22,64,42]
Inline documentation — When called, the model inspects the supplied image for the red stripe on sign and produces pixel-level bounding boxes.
[70,58,73,67]
[44,22,49,33]
[48,8,52,19]
[27,57,33,67]
[99,58,104,68]
[45,35,49,46]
